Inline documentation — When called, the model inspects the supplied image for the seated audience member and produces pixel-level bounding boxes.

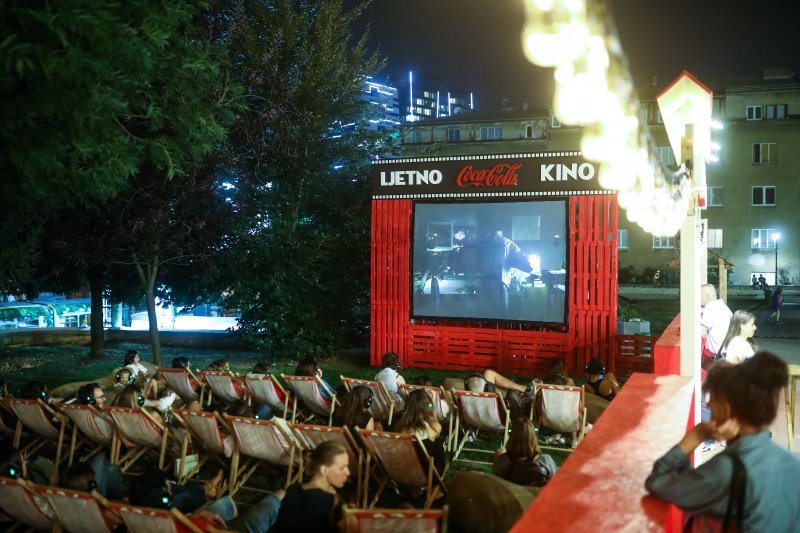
[374,352,406,406]
[646,352,800,532]
[493,418,557,487]
[271,441,349,533]
[18,380,63,406]
[415,376,434,386]
[60,456,123,500]
[0,442,52,485]
[335,385,379,432]
[394,389,445,473]
[583,358,619,401]
[208,359,231,372]
[107,379,177,414]
[76,383,109,410]
[124,349,158,399]
[543,359,575,386]
[412,376,452,419]
[58,461,123,528]
[244,363,281,420]
[130,468,282,533]
[294,358,337,402]
[206,358,247,402]
[463,370,533,422]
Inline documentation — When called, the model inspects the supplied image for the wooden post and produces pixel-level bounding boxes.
[719,257,728,303]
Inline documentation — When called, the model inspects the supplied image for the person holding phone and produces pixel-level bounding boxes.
[584,358,619,401]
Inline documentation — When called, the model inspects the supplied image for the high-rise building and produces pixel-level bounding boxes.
[361,76,401,132]
[401,71,474,122]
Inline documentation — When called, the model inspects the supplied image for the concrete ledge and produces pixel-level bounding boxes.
[0,328,247,350]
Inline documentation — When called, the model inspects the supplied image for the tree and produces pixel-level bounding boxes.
[205,0,384,357]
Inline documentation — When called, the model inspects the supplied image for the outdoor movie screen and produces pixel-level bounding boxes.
[411,200,568,324]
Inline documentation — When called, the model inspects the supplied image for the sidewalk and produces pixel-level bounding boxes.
[750,301,800,365]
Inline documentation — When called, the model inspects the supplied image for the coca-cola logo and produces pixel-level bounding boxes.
[456,164,520,187]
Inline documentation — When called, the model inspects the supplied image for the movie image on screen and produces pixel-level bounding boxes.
[412,200,567,324]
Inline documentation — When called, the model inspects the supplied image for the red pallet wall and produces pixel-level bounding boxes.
[370,195,619,375]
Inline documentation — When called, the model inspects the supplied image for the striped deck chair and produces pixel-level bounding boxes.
[356,430,446,510]
[7,398,67,472]
[105,501,203,533]
[159,368,204,406]
[281,374,339,426]
[34,485,115,533]
[536,384,586,451]
[224,414,300,494]
[0,477,55,530]
[60,403,119,465]
[245,373,291,418]
[399,384,454,449]
[104,406,175,471]
[291,423,363,503]
[451,391,510,463]
[171,409,236,486]
[199,370,247,406]
[341,377,396,426]
[342,504,449,533]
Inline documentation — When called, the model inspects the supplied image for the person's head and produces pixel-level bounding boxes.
[304,440,349,489]
[700,284,717,307]
[114,368,132,385]
[395,388,436,433]
[339,386,374,427]
[0,443,25,479]
[252,363,270,375]
[226,400,253,418]
[414,376,434,387]
[172,357,190,370]
[542,373,567,386]
[506,418,541,460]
[129,468,173,509]
[209,359,230,372]
[77,383,106,409]
[703,351,787,431]
[721,310,756,350]
[19,380,49,402]
[776,286,783,294]
[465,373,487,393]
[585,358,606,377]
[112,385,146,409]
[123,350,140,366]
[295,358,320,378]
[381,352,401,371]
[548,359,567,378]
[60,461,97,492]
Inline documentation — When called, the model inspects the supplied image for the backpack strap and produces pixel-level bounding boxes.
[722,452,747,532]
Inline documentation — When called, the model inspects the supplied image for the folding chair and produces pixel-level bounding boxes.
[60,403,120,465]
[199,370,247,406]
[535,384,586,451]
[356,429,446,509]
[291,423,363,503]
[224,414,300,495]
[0,401,15,439]
[281,374,339,426]
[341,377,397,426]
[451,391,510,463]
[159,368,205,406]
[245,373,292,418]
[0,477,55,530]
[7,398,68,472]
[342,504,449,533]
[171,409,237,487]
[104,406,177,471]
[399,384,454,450]
[105,501,204,533]
[34,484,116,533]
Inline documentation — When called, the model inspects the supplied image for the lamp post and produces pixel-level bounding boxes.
[773,233,781,285]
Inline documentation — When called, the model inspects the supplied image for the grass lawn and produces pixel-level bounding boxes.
[622,297,759,338]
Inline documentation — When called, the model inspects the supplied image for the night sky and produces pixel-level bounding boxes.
[352,0,800,110]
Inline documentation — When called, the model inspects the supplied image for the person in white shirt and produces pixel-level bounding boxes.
[700,284,732,357]
[373,352,406,408]
[124,350,158,399]
[719,310,757,365]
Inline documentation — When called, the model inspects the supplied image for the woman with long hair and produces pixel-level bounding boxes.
[123,350,157,399]
[718,310,756,364]
[335,385,379,431]
[271,440,350,532]
[646,351,800,532]
[394,388,445,472]
[493,418,557,487]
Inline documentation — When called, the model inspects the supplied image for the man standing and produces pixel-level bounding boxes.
[700,284,732,361]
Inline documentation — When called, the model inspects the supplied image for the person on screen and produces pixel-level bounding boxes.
[478,229,539,318]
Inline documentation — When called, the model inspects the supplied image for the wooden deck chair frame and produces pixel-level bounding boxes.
[171,408,236,487]
[0,477,56,531]
[60,403,126,466]
[451,390,510,464]
[281,374,339,426]
[104,500,206,533]
[340,376,396,426]
[158,368,205,406]
[223,414,301,495]
[399,384,454,450]
[290,423,364,504]
[342,504,449,533]
[7,398,68,475]
[535,383,587,452]
[787,364,800,451]
[199,370,247,406]
[104,406,177,471]
[356,429,446,510]
[244,373,292,419]
[0,400,16,439]
[34,484,117,533]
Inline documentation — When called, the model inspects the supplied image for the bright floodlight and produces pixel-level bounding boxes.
[773,233,781,241]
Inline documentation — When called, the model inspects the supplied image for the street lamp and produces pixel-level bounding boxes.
[773,233,781,285]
